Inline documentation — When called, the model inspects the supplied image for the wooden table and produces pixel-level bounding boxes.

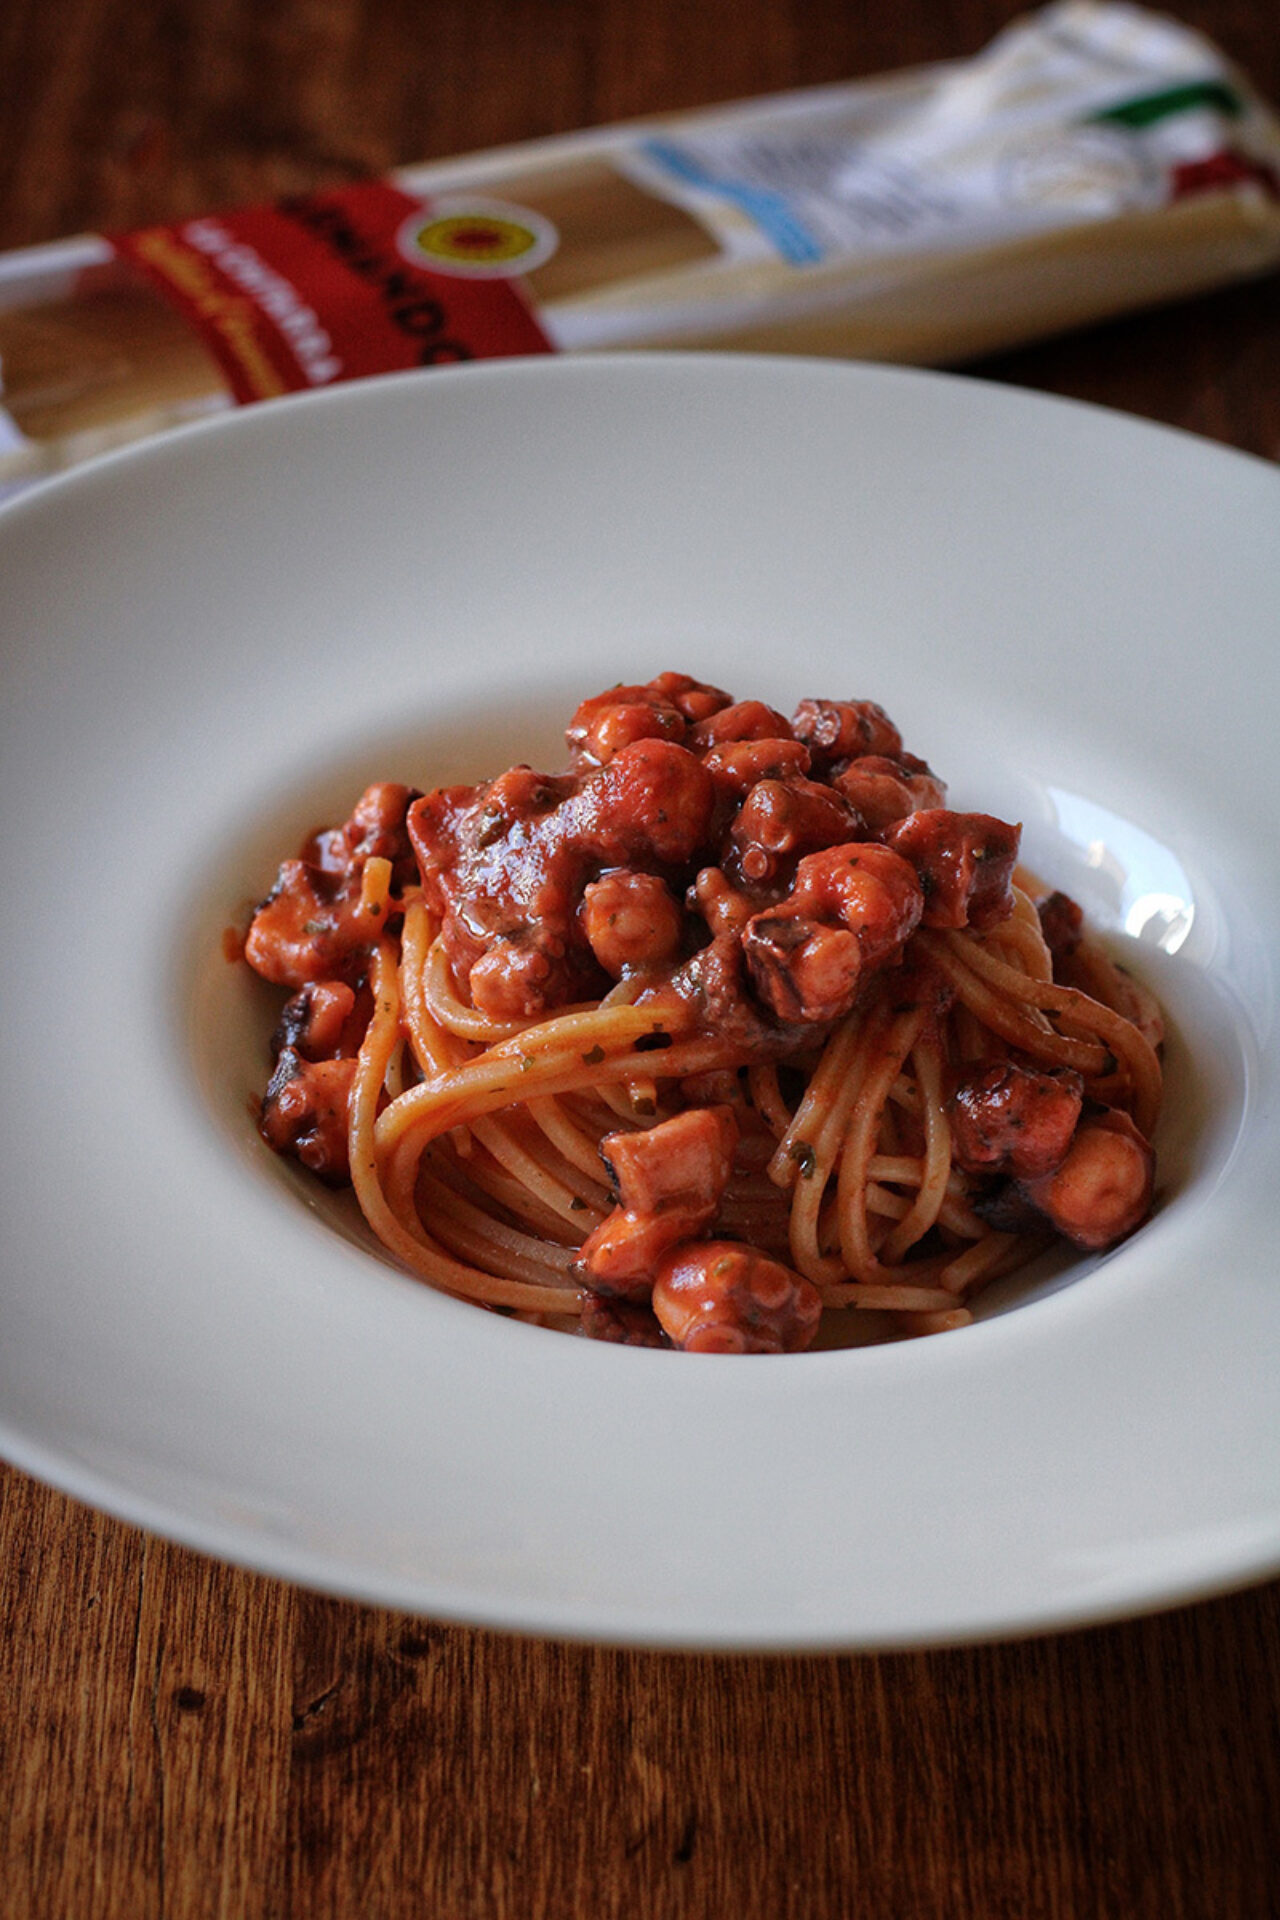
[2,3,1278,1914]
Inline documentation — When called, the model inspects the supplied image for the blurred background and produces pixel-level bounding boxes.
[1,0,1276,451]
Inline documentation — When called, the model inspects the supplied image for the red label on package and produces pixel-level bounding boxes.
[109,180,555,405]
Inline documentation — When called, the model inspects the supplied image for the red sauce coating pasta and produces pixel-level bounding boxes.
[242,675,1164,1348]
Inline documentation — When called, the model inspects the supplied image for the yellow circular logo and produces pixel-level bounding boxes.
[398,200,559,279]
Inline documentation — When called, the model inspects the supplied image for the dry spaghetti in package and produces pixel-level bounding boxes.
[2,2,1278,492]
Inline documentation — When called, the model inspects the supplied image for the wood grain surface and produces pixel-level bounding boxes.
[2,3,1278,1916]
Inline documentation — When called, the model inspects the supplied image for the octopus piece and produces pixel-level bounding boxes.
[577,1106,738,1300]
[729,775,864,886]
[259,1049,357,1183]
[245,782,419,990]
[688,699,794,749]
[409,767,576,918]
[244,859,373,989]
[949,1062,1084,1181]
[646,671,735,724]
[651,1241,822,1353]
[466,936,579,1021]
[742,842,924,1026]
[700,737,812,799]
[564,685,686,765]
[668,931,780,1051]
[1019,1108,1155,1250]
[308,781,420,886]
[688,866,756,939]
[271,979,361,1061]
[566,673,730,765]
[577,1210,699,1298]
[477,763,579,834]
[600,1105,738,1215]
[405,784,476,909]
[568,737,715,870]
[880,810,1020,932]
[743,915,862,1027]
[791,697,903,767]
[833,753,948,831]
[580,870,684,978]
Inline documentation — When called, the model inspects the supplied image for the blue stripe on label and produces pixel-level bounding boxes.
[642,139,825,266]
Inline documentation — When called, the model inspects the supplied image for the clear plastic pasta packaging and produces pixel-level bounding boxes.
[2,0,1278,493]
[239,672,1165,1353]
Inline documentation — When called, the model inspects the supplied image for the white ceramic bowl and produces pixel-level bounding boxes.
[1,354,1277,1647]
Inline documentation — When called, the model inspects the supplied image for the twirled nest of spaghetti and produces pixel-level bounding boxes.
[241,673,1163,1352]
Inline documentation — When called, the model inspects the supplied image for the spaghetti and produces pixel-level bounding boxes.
[243,673,1163,1351]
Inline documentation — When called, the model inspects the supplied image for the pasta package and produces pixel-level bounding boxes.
[2,0,1278,492]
